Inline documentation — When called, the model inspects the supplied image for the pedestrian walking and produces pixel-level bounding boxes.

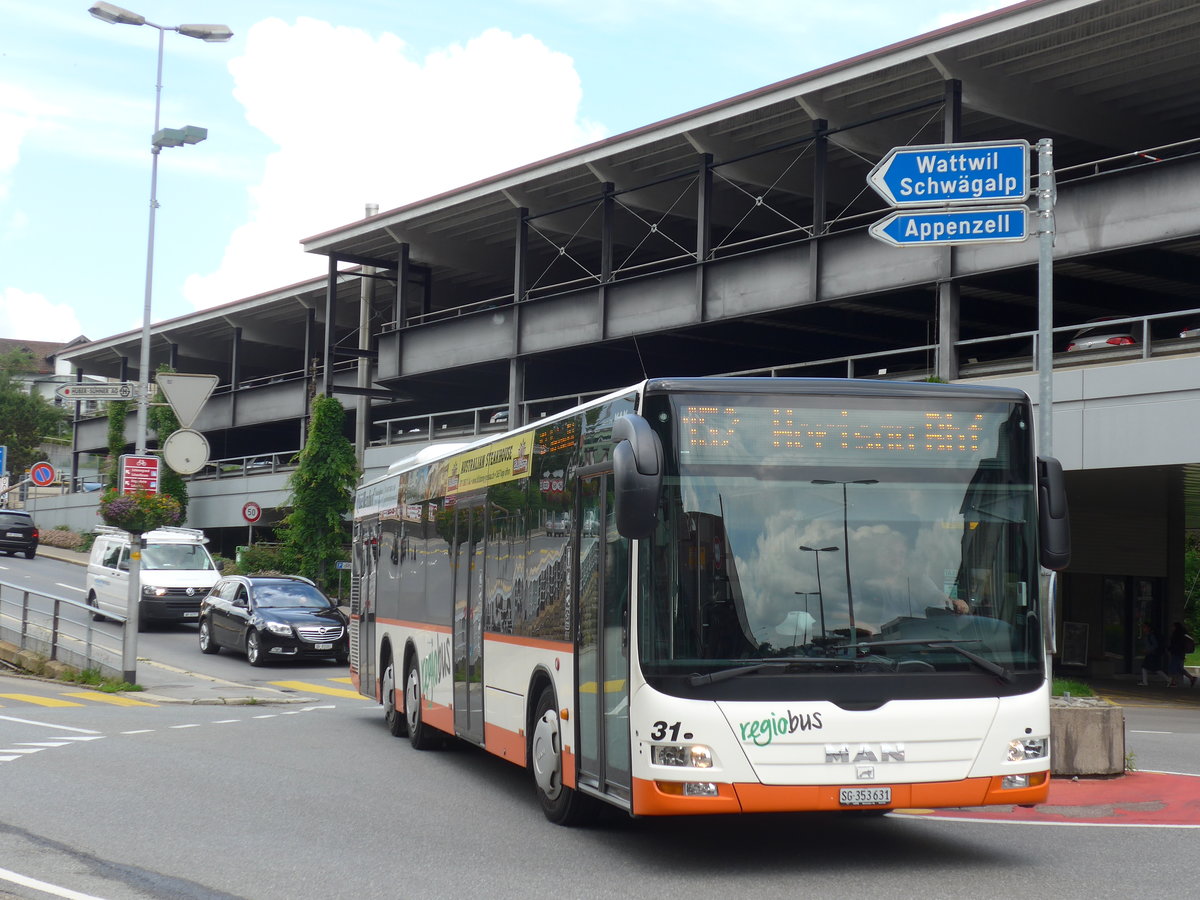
[1139,622,1169,686]
[1166,621,1197,688]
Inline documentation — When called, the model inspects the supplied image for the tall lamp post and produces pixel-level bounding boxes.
[798,545,838,643]
[87,2,232,456]
[812,479,878,648]
[88,3,231,683]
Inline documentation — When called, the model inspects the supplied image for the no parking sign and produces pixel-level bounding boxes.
[30,461,56,487]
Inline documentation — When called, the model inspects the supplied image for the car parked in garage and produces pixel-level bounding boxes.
[0,509,38,558]
[1065,316,1138,351]
[198,574,348,666]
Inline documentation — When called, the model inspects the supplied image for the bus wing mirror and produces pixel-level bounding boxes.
[1037,456,1071,570]
[612,414,663,540]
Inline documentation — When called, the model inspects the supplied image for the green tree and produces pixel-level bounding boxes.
[149,364,189,522]
[0,349,68,474]
[105,399,130,489]
[278,395,358,588]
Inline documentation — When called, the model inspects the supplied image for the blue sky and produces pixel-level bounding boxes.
[0,0,1007,344]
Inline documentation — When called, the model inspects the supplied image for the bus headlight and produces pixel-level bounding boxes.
[651,744,714,769]
[1006,737,1048,762]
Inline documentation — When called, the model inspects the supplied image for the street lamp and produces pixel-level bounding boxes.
[799,545,838,643]
[811,479,878,648]
[87,3,232,457]
[88,3,231,683]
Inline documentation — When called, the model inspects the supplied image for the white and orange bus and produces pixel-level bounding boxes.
[350,377,1070,824]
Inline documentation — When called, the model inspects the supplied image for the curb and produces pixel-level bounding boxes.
[134,692,319,706]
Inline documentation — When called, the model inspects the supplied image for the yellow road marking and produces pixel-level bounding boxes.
[269,680,363,699]
[330,677,353,684]
[62,691,158,707]
[0,694,84,708]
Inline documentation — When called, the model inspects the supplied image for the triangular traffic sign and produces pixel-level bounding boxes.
[155,373,218,429]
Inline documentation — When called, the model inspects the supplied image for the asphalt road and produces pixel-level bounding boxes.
[2,550,1199,899]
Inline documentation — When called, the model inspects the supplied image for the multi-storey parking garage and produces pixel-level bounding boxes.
[53,0,1200,677]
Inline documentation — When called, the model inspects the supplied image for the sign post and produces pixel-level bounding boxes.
[119,455,160,494]
[868,207,1028,247]
[242,500,262,546]
[54,382,142,402]
[866,140,1030,207]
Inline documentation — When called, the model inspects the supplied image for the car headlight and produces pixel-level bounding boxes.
[142,585,166,597]
[265,621,293,637]
[650,744,714,769]
[1006,737,1048,762]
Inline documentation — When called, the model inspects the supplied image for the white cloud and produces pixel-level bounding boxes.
[0,287,84,341]
[183,18,606,310]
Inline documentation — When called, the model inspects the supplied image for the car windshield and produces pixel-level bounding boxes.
[637,391,1044,689]
[253,582,332,609]
[141,543,215,570]
[0,513,31,527]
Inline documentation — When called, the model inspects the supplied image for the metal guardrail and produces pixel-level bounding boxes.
[0,577,126,680]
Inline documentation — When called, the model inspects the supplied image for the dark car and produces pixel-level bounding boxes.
[0,509,39,559]
[198,575,348,666]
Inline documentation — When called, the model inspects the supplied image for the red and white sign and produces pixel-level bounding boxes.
[29,461,56,486]
[119,454,160,494]
[242,501,262,523]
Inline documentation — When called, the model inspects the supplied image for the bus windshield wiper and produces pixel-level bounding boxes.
[856,638,1012,682]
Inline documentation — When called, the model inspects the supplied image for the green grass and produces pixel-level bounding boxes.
[65,668,143,693]
[1052,677,1095,697]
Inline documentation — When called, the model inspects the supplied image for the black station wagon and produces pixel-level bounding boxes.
[198,575,349,666]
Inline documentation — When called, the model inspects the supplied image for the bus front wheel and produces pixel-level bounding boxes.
[530,686,595,826]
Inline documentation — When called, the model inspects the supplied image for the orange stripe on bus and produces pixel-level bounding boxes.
[376,618,453,634]
[484,722,527,766]
[484,633,573,652]
[631,774,1049,816]
[420,700,455,735]
[563,747,577,790]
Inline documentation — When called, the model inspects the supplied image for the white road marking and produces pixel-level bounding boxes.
[0,865,108,900]
[54,582,86,594]
[0,715,101,734]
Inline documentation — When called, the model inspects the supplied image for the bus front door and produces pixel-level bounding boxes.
[576,474,631,804]
[452,499,485,744]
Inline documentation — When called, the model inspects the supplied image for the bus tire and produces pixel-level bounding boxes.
[530,685,595,826]
[383,660,408,737]
[405,659,439,750]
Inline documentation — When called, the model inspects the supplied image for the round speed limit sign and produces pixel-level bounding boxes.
[242,501,262,524]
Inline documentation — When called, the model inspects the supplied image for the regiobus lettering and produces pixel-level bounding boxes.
[349,377,1072,826]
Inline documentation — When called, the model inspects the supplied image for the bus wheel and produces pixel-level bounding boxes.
[382,661,408,737]
[530,686,595,826]
[405,659,439,750]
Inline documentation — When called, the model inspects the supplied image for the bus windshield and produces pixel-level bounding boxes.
[638,390,1043,689]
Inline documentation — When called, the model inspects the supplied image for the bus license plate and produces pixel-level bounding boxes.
[183,611,199,618]
[840,787,891,807]
[314,643,333,650]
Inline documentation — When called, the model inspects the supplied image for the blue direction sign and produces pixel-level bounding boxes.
[867,140,1030,207]
[869,207,1028,247]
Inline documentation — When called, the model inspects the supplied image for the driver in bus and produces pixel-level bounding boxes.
[862,528,968,633]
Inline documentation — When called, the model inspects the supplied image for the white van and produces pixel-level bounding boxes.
[86,526,221,628]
